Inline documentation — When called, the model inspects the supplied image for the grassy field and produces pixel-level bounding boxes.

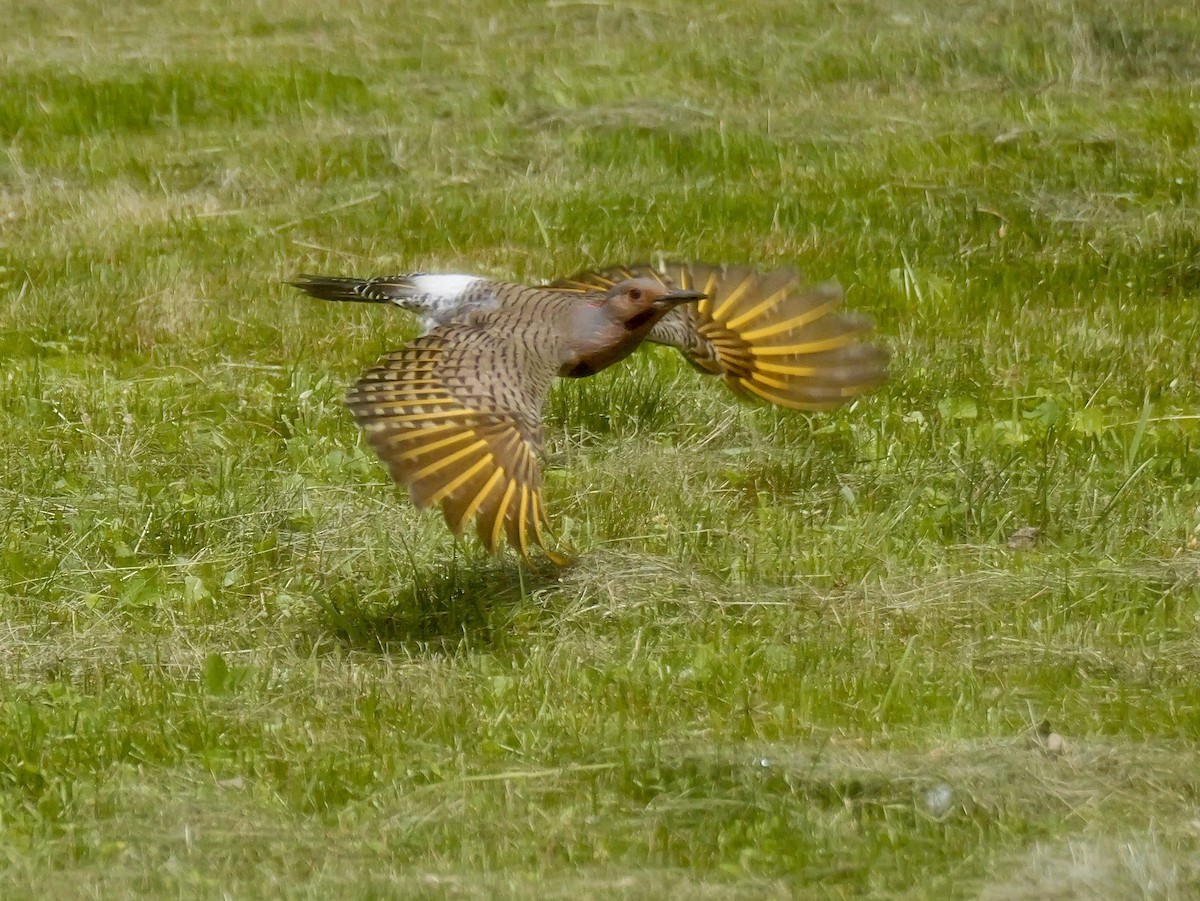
[3,0,1200,896]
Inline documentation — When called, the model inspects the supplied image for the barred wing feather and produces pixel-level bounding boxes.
[345,323,567,563]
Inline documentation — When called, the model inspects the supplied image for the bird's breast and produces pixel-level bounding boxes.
[553,301,657,378]
[561,358,601,378]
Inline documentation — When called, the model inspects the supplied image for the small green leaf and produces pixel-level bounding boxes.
[938,397,978,420]
[992,420,1029,445]
[1071,408,1106,437]
[203,653,230,694]
[184,574,209,603]
[1026,398,1061,428]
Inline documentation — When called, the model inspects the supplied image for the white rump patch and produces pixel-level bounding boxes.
[410,274,481,299]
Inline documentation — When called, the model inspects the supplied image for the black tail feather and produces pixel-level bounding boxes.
[289,274,388,304]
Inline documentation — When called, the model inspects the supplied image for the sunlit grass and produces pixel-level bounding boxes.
[2,0,1200,897]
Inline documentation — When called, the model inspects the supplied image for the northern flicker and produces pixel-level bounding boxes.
[291,261,888,563]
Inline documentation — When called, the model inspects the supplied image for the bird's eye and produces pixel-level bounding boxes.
[628,288,642,301]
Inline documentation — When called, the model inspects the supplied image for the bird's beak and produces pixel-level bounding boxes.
[661,289,707,306]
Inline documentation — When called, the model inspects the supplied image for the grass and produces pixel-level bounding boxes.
[2,0,1200,896]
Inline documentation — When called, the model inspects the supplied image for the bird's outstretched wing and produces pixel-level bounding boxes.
[346,319,567,563]
[547,262,889,411]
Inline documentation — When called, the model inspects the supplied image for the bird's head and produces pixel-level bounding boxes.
[559,277,708,379]
[602,277,707,332]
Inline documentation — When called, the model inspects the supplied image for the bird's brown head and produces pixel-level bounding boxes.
[601,277,707,333]
[559,278,707,379]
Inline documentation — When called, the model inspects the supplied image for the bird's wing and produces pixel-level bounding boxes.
[546,262,889,411]
[346,320,566,563]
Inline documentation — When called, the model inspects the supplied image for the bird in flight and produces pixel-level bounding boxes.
[291,262,888,564]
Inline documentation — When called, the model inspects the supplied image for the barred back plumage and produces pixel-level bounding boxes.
[290,261,888,563]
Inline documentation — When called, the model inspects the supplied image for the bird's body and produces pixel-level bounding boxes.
[291,261,889,563]
[294,273,675,377]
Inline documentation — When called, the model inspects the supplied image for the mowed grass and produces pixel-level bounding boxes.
[3,0,1200,896]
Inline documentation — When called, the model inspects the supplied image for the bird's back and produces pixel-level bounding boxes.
[292,272,588,332]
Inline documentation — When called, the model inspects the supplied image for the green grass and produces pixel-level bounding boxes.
[3,0,1200,896]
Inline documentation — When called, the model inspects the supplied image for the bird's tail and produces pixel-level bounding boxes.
[547,262,889,411]
[290,274,413,305]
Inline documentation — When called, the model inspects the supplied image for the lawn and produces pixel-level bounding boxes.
[2,0,1199,897]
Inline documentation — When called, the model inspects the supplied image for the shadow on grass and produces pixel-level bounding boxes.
[306,554,566,653]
